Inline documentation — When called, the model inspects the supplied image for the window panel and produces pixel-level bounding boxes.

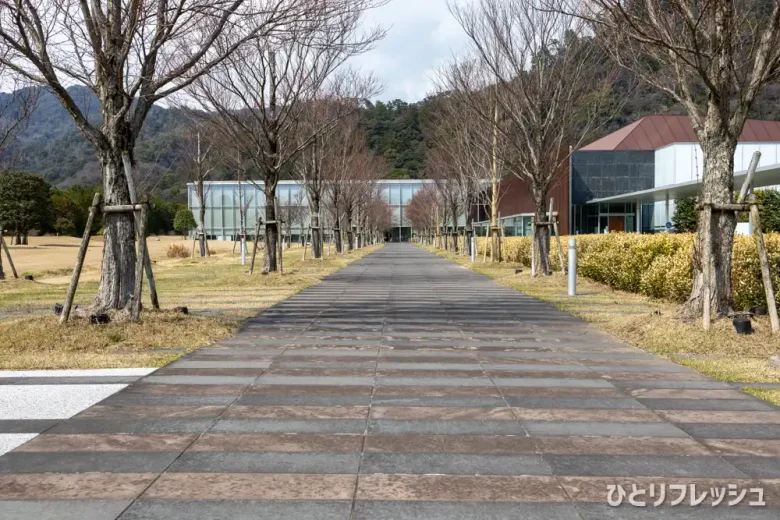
[401,184,413,205]
[390,185,401,205]
[392,206,401,225]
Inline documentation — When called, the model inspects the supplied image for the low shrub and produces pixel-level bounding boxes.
[166,243,189,259]
[476,232,780,308]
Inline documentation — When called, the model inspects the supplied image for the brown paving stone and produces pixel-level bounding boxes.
[356,474,568,502]
[263,368,376,377]
[0,473,157,500]
[246,385,374,396]
[475,357,576,365]
[379,356,479,364]
[370,407,515,421]
[533,436,712,456]
[75,405,228,419]
[630,389,751,399]
[487,370,600,380]
[700,439,780,457]
[153,368,268,377]
[373,385,501,397]
[364,434,536,454]
[14,434,198,452]
[600,372,711,381]
[223,406,369,420]
[511,408,661,423]
[143,473,357,500]
[190,433,364,452]
[658,410,780,424]
[124,384,248,395]
[498,387,627,398]
[375,370,488,378]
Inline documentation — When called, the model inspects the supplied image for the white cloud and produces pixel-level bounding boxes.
[349,0,469,102]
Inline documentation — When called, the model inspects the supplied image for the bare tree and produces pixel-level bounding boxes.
[0,0,314,311]
[282,189,308,248]
[406,184,441,245]
[448,0,614,274]
[433,59,511,261]
[424,88,491,256]
[186,0,385,272]
[323,112,367,253]
[429,149,464,253]
[555,0,780,314]
[182,129,217,257]
[295,70,381,259]
[0,59,39,166]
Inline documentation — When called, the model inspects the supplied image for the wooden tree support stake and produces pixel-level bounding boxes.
[0,230,18,279]
[302,226,311,261]
[553,219,566,275]
[530,216,536,277]
[482,225,489,263]
[60,193,101,324]
[131,204,149,322]
[702,202,712,331]
[275,199,283,275]
[749,198,780,333]
[249,218,262,275]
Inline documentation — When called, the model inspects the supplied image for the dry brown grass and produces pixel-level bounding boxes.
[166,243,190,258]
[0,311,236,370]
[5,235,209,277]
[0,239,382,369]
[423,246,780,387]
[743,388,780,406]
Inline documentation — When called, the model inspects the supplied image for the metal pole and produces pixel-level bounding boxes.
[568,238,577,297]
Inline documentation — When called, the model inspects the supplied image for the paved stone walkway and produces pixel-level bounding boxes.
[1,244,779,519]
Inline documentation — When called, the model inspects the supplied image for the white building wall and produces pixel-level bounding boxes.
[652,143,780,230]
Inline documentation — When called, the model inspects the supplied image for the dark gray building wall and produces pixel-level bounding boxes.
[571,151,655,204]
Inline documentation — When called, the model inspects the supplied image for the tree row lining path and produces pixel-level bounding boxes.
[1,244,779,519]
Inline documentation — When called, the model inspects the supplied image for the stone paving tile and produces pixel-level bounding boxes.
[3,244,780,518]
[0,500,133,520]
[119,500,352,520]
[352,501,582,520]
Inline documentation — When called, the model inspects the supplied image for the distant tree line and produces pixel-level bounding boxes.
[0,170,193,243]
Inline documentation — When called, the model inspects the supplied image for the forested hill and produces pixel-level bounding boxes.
[4,82,780,202]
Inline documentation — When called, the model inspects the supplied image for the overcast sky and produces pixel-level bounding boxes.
[351,0,469,103]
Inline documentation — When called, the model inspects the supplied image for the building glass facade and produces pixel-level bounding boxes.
[188,179,432,242]
[570,150,655,234]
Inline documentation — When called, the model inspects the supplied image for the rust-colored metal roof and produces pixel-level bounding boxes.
[580,115,780,151]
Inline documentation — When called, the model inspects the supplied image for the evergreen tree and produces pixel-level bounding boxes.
[756,189,780,233]
[0,171,53,242]
[173,208,197,237]
[672,196,698,233]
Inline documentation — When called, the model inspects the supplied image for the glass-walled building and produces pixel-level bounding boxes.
[188,179,434,242]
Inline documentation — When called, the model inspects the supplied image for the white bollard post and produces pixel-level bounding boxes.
[568,238,577,296]
[470,237,476,262]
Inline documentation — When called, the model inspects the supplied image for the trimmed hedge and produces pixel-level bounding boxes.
[476,233,780,310]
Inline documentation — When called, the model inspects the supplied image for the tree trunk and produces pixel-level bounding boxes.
[94,150,137,311]
[311,197,322,259]
[451,206,459,253]
[683,129,738,318]
[533,202,552,276]
[346,213,354,251]
[197,183,209,258]
[334,226,342,254]
[263,184,278,273]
